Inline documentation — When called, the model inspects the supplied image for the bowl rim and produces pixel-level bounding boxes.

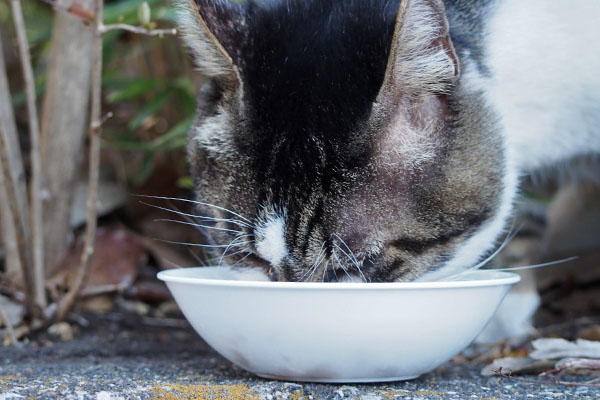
[157,267,521,290]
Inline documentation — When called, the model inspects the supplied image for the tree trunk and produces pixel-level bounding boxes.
[40,0,94,276]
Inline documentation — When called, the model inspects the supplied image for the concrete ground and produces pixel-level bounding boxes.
[1,313,598,400]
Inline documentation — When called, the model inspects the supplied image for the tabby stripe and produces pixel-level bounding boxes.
[391,210,490,254]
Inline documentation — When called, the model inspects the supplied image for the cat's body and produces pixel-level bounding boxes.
[420,0,600,280]
[177,0,600,286]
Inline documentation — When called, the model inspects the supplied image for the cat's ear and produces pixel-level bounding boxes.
[380,0,459,95]
[176,0,244,89]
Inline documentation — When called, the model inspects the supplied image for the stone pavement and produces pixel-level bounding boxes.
[1,313,598,399]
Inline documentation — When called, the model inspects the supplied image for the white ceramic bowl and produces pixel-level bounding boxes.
[158,267,520,383]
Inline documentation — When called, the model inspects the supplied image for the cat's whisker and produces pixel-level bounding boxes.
[162,257,185,269]
[304,251,325,282]
[301,260,319,282]
[332,246,353,280]
[222,248,251,260]
[301,241,327,282]
[308,263,319,282]
[230,251,254,267]
[333,241,367,282]
[219,234,254,266]
[187,248,208,267]
[469,222,523,271]
[354,262,368,283]
[321,260,330,283]
[445,221,523,280]
[140,201,254,229]
[332,237,366,281]
[168,203,220,249]
[157,238,254,248]
[154,218,245,235]
[134,194,254,225]
[489,256,578,272]
[332,233,361,267]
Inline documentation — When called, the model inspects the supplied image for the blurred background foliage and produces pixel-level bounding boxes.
[1,0,199,190]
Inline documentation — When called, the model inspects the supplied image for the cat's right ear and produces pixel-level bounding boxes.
[380,0,459,95]
[176,0,244,89]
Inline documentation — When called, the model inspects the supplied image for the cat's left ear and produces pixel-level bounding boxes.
[380,0,459,95]
[176,0,246,90]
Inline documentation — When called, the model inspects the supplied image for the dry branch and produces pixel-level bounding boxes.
[56,0,104,322]
[0,127,36,318]
[10,0,46,309]
[0,32,29,286]
[101,24,177,37]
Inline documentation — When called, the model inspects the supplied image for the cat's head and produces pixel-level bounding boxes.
[177,0,512,282]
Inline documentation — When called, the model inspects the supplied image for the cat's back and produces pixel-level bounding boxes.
[476,0,600,171]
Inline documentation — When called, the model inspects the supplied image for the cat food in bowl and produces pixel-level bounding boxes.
[158,267,519,383]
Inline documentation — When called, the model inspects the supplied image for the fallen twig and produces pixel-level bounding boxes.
[10,0,46,310]
[80,282,128,297]
[495,367,600,388]
[540,358,600,377]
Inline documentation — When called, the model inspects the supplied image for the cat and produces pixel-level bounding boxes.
[174,0,600,286]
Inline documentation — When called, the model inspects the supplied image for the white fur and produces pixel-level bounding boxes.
[426,1,600,339]
[255,213,288,267]
[476,270,540,342]
[487,0,600,172]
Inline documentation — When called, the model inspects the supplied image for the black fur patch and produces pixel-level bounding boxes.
[223,0,401,202]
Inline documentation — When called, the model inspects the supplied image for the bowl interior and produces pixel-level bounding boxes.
[157,266,521,289]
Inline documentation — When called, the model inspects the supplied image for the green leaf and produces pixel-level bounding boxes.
[131,152,157,186]
[177,176,194,190]
[107,78,165,103]
[128,88,174,130]
[148,116,193,150]
[12,77,46,107]
[138,2,152,26]
[104,0,161,25]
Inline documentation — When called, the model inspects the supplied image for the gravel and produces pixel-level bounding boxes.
[1,313,598,399]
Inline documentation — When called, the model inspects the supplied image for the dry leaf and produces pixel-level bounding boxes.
[48,322,74,341]
[49,228,147,296]
[0,295,24,328]
[124,279,172,303]
[579,325,600,341]
[81,295,114,313]
[530,338,600,360]
[67,2,95,24]
[554,357,600,374]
